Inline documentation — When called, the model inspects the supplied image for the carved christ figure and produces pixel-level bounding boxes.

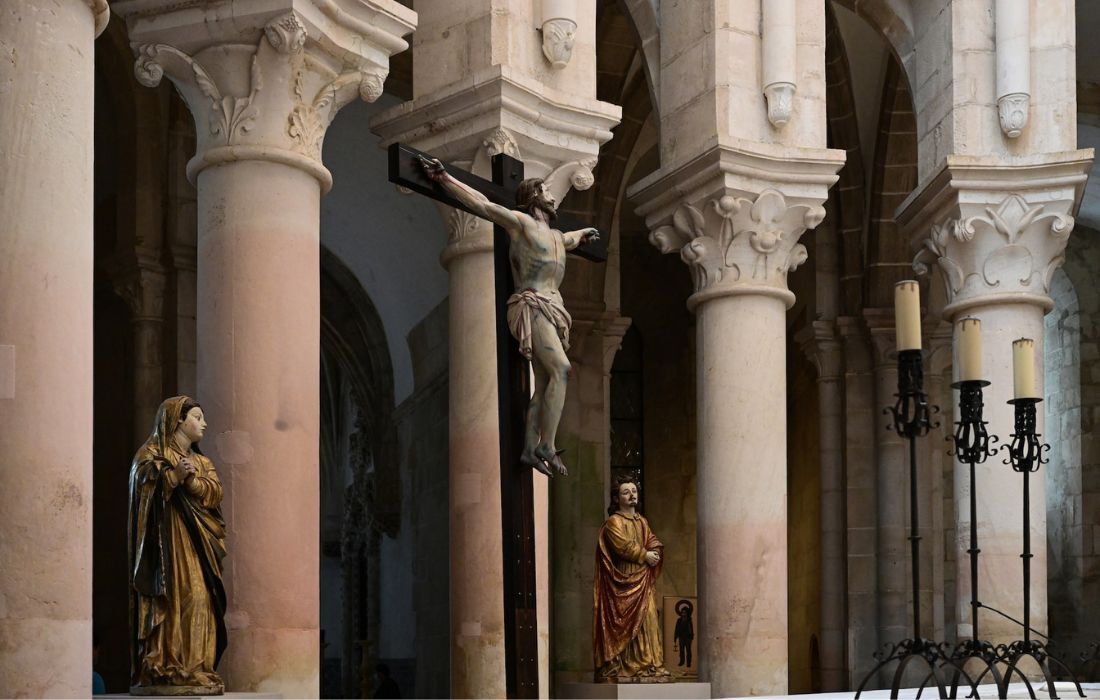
[421,156,598,477]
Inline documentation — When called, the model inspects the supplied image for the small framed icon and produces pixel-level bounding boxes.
[662,596,698,679]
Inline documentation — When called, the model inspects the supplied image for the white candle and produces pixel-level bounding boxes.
[895,280,922,351]
[957,317,982,382]
[1012,338,1037,399]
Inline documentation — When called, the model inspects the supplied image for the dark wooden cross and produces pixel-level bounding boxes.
[388,142,606,699]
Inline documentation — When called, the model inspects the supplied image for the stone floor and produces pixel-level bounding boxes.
[742,682,1100,700]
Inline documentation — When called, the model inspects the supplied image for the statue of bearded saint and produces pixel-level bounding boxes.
[592,476,672,683]
[129,396,227,695]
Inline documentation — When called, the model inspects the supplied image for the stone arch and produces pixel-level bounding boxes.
[864,53,917,308]
[615,0,660,114]
[830,0,915,92]
[824,1,868,316]
[318,245,400,697]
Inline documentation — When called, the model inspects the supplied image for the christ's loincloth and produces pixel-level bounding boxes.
[506,289,572,361]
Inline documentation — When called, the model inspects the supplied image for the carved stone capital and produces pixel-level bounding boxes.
[899,152,1094,320]
[795,320,843,381]
[646,188,823,308]
[438,207,493,269]
[628,142,844,312]
[117,1,416,191]
[113,266,167,322]
[863,308,899,369]
[914,194,1071,315]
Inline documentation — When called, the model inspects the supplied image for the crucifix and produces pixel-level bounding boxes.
[388,142,606,699]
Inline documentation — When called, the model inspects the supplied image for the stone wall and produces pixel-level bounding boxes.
[396,300,451,697]
[787,346,823,693]
[1047,231,1100,667]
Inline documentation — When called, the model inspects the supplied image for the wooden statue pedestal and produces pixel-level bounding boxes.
[559,681,712,699]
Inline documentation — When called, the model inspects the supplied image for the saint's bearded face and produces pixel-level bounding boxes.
[532,183,557,220]
[616,482,639,509]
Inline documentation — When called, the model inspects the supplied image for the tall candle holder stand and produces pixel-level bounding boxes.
[996,398,1085,699]
[856,349,951,699]
[940,379,1006,697]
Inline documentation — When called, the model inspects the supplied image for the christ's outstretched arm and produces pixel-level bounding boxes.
[562,227,599,251]
[419,156,522,232]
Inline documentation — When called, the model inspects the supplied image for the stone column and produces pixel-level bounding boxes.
[0,0,107,696]
[113,264,168,436]
[865,310,909,649]
[835,316,879,686]
[373,73,618,699]
[631,146,843,696]
[796,321,846,691]
[901,153,1093,643]
[114,3,414,694]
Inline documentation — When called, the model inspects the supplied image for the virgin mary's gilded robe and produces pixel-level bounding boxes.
[592,512,670,681]
[129,396,227,690]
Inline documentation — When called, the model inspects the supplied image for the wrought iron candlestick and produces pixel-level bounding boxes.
[856,349,950,699]
[944,379,1005,696]
[997,397,1084,699]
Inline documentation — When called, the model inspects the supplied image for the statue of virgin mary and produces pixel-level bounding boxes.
[129,396,227,695]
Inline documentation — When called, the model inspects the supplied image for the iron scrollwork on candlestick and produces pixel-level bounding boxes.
[856,349,951,699]
[942,380,1006,696]
[995,398,1085,700]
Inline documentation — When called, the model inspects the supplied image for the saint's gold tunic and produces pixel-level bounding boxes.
[592,512,670,681]
[129,396,227,691]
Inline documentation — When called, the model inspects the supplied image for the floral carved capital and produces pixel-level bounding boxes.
[134,43,263,148]
[287,67,388,160]
[913,193,1074,314]
[649,189,824,305]
[132,14,390,167]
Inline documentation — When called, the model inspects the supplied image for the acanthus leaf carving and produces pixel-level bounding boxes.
[913,193,1077,310]
[648,225,682,255]
[133,43,262,147]
[445,208,484,244]
[649,189,824,296]
[287,68,386,159]
[672,202,705,240]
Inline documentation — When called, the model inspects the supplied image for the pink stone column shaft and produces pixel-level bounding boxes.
[695,293,788,696]
[952,302,1047,641]
[0,1,104,695]
[442,222,507,699]
[195,160,321,696]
